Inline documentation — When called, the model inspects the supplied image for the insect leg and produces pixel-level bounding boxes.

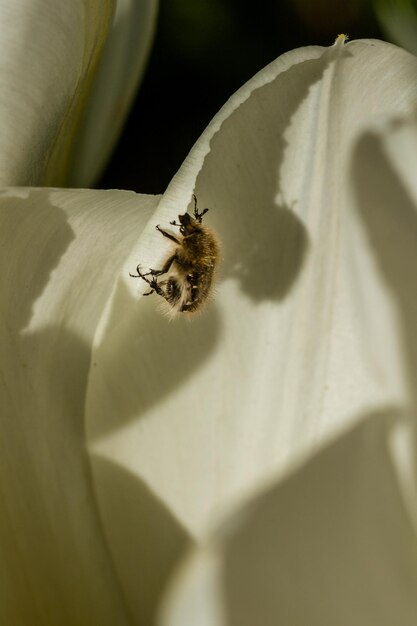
[129,264,147,278]
[147,277,166,297]
[143,253,178,277]
[156,224,181,244]
[129,265,165,296]
[140,274,166,298]
[144,276,181,307]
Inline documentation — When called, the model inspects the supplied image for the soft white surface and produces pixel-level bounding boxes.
[68,0,159,186]
[159,414,417,626]
[3,33,417,626]
[84,38,417,623]
[0,187,158,624]
[0,0,114,185]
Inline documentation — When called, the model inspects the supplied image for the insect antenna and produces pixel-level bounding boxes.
[192,194,209,222]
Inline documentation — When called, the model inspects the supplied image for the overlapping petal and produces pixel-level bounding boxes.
[85,37,417,622]
[0,3,159,615]
[0,188,159,624]
[0,0,157,187]
[159,413,417,625]
[3,24,417,625]
[68,0,159,187]
[158,44,417,624]
[0,0,115,186]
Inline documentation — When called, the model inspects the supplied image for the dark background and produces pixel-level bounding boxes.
[100,0,384,194]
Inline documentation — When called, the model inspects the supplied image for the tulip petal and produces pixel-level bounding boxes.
[68,0,159,187]
[0,0,115,186]
[0,187,158,624]
[86,38,417,620]
[159,412,417,626]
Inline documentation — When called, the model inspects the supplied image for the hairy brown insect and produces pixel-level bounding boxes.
[130,195,220,316]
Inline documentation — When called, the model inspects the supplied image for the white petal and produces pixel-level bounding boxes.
[159,413,417,626]
[0,187,158,624]
[68,0,159,187]
[0,0,114,185]
[86,38,417,619]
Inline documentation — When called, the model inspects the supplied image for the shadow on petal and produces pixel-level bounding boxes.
[88,279,222,438]
[225,198,309,301]
[221,410,417,626]
[90,454,192,626]
[194,55,337,302]
[0,188,74,329]
[0,190,132,624]
[352,131,417,406]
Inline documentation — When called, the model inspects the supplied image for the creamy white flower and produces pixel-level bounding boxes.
[1,21,417,626]
[68,0,158,187]
[0,0,156,187]
[0,1,157,624]
[159,413,417,626]
[154,37,417,625]
[85,36,417,623]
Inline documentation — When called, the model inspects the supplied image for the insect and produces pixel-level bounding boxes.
[130,195,220,316]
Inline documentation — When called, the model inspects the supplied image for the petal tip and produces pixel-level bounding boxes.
[333,33,349,46]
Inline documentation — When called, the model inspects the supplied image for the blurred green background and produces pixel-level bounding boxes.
[99,0,393,194]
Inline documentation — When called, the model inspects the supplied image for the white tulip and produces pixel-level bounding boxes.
[1,17,416,626]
